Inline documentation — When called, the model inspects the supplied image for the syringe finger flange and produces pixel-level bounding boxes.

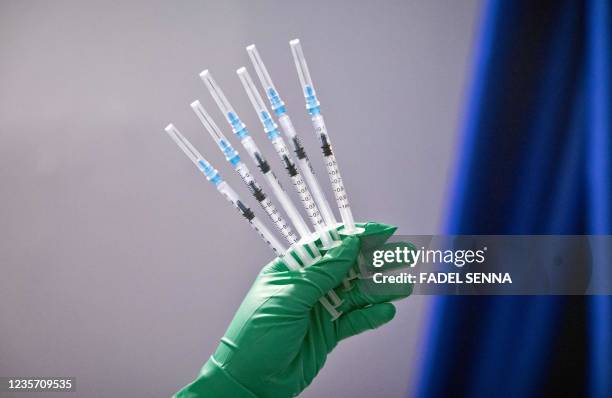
[288,241,344,310]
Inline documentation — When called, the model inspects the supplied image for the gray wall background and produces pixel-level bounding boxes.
[0,1,480,397]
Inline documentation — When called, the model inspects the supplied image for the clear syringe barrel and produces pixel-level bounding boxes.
[191,100,297,245]
[311,114,357,233]
[199,70,314,242]
[237,67,335,247]
[277,114,338,229]
[289,39,359,234]
[242,135,312,240]
[164,124,287,257]
[217,182,288,257]
[246,44,339,229]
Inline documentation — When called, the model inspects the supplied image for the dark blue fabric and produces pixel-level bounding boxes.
[415,0,611,397]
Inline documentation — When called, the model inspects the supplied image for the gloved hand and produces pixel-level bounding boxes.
[175,222,412,398]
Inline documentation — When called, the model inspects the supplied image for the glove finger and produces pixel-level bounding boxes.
[297,236,360,305]
[337,279,413,312]
[335,303,396,341]
[355,222,397,252]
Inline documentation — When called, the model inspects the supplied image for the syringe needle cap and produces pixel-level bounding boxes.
[289,38,314,94]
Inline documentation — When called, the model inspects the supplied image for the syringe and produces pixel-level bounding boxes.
[164,123,289,259]
[164,123,342,319]
[289,39,363,235]
[199,70,322,255]
[236,66,339,249]
[246,44,340,238]
[190,100,297,247]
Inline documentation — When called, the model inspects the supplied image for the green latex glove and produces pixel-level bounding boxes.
[175,222,412,398]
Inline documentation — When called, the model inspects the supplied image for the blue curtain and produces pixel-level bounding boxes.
[415,1,611,397]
